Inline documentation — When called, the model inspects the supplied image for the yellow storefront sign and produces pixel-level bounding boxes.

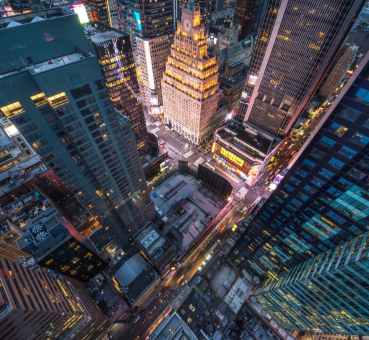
[220,147,244,167]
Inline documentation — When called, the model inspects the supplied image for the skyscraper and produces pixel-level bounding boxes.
[0,9,149,247]
[239,0,365,150]
[0,117,106,280]
[89,27,148,152]
[255,231,369,335]
[0,257,107,339]
[121,0,174,118]
[232,51,369,333]
[162,2,220,145]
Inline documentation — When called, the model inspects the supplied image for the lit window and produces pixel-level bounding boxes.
[48,92,69,109]
[30,92,47,107]
[328,157,345,170]
[337,146,357,159]
[355,88,369,104]
[319,136,336,148]
[0,102,24,118]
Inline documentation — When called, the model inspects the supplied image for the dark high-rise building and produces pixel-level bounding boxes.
[121,0,174,118]
[239,0,365,148]
[233,0,261,40]
[255,231,369,335]
[0,117,106,280]
[233,52,369,333]
[0,257,107,340]
[89,28,148,152]
[122,0,173,38]
[0,9,150,247]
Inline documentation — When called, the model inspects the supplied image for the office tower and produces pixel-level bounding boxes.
[17,215,106,281]
[231,50,369,335]
[162,3,220,145]
[0,9,150,247]
[255,231,369,335]
[239,0,365,145]
[122,0,174,118]
[89,28,148,152]
[234,0,261,40]
[0,257,107,340]
[0,117,106,280]
[233,52,369,283]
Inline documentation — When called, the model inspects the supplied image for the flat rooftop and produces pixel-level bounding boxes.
[114,253,159,303]
[89,30,124,44]
[0,8,70,30]
[151,174,223,253]
[216,120,275,160]
[30,53,85,74]
[150,312,198,340]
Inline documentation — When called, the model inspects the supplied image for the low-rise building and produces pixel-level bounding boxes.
[149,312,198,340]
[212,119,275,181]
[112,252,160,307]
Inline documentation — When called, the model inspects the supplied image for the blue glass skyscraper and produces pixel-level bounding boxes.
[233,51,369,334]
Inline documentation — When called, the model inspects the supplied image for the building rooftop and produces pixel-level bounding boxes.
[89,30,124,44]
[0,10,92,76]
[215,120,275,161]
[114,253,159,304]
[136,224,166,256]
[223,277,250,314]
[0,7,70,30]
[30,53,85,74]
[0,119,45,196]
[149,312,198,340]
[151,173,223,253]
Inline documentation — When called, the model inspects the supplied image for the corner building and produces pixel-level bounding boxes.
[233,53,369,334]
[162,3,220,145]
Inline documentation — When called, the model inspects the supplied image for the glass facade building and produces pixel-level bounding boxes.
[120,0,174,117]
[233,52,369,334]
[239,0,365,137]
[90,28,148,153]
[256,231,369,335]
[0,10,149,248]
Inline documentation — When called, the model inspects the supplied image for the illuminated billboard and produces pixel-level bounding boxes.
[72,4,89,24]
[133,10,143,31]
[220,147,244,167]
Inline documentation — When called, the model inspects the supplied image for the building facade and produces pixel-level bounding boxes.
[233,0,261,40]
[121,0,174,118]
[0,10,150,247]
[0,116,106,280]
[319,45,358,98]
[0,257,106,340]
[239,0,365,139]
[162,3,220,145]
[232,52,369,333]
[212,119,274,180]
[256,231,369,335]
[90,28,148,152]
